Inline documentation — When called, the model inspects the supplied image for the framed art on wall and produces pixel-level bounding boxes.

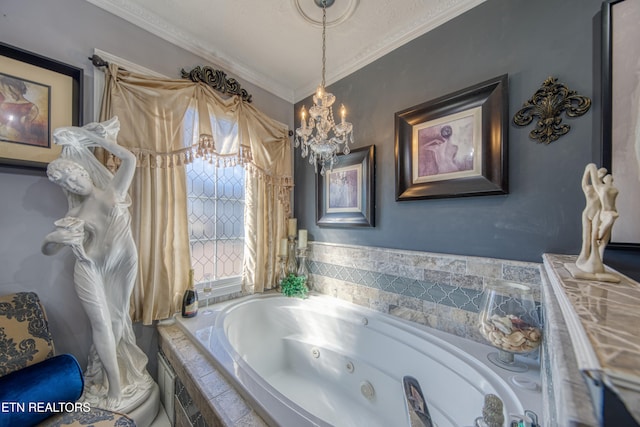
[316,145,375,227]
[602,0,640,248]
[395,74,508,201]
[0,42,83,170]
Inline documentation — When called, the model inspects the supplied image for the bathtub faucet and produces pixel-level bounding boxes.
[403,376,433,427]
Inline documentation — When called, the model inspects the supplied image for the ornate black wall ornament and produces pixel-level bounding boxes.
[513,76,591,144]
[181,66,252,103]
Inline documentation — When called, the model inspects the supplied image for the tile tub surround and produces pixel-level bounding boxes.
[306,242,542,344]
[158,243,545,426]
[157,323,268,427]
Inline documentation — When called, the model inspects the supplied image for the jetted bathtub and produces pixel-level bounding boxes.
[176,293,542,427]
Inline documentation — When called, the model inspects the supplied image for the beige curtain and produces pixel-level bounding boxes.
[99,64,292,324]
[239,103,292,293]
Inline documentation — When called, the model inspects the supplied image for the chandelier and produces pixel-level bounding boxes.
[295,0,354,175]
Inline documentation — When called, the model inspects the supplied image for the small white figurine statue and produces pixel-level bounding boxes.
[42,118,155,413]
[565,163,620,282]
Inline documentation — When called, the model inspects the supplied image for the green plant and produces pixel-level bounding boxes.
[280,274,308,298]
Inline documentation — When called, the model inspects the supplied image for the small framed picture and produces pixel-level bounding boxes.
[316,145,375,227]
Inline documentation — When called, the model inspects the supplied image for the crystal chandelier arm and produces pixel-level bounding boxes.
[294,0,355,175]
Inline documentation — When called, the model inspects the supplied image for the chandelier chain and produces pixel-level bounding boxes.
[321,1,327,88]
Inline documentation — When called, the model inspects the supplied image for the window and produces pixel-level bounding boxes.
[184,106,245,296]
[186,158,245,295]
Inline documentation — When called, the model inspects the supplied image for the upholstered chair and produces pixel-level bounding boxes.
[0,292,136,427]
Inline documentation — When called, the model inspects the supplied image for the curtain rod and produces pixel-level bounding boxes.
[89,54,253,104]
[89,54,108,68]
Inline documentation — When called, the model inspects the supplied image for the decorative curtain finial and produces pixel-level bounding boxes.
[181,66,252,103]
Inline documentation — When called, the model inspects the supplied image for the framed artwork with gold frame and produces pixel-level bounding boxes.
[0,42,82,170]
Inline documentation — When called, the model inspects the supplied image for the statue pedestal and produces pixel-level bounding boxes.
[564,262,620,283]
[125,382,160,427]
[82,364,160,427]
[88,380,160,427]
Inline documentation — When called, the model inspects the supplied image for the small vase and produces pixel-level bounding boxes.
[286,237,298,274]
[478,280,542,372]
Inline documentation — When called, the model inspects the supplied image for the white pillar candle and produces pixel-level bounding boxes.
[279,238,288,256]
[288,218,297,237]
[298,229,308,248]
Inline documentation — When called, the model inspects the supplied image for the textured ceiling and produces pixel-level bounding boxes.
[85,0,486,102]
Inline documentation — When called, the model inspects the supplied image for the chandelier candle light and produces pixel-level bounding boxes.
[295,0,354,175]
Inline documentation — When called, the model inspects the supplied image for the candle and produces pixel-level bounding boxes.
[301,106,307,129]
[279,238,288,256]
[298,229,307,248]
[340,104,346,124]
[288,218,297,237]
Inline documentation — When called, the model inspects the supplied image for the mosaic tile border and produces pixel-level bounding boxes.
[306,242,542,345]
[309,260,484,312]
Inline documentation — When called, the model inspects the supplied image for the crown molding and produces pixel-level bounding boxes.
[86,0,485,104]
[294,0,487,101]
[85,0,295,103]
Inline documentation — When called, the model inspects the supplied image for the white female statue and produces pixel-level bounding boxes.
[42,117,155,416]
[566,163,620,282]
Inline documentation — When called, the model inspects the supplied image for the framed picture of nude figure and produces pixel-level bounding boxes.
[316,145,375,227]
[0,42,83,171]
[395,74,508,201]
[602,0,640,248]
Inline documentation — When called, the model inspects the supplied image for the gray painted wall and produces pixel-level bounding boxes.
[294,0,639,278]
[0,0,293,372]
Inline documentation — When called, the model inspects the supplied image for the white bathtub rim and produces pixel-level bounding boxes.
[175,292,543,426]
[217,295,344,426]
[177,295,331,426]
[218,294,523,412]
[220,294,532,422]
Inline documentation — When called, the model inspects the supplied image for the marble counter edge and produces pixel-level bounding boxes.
[540,267,599,427]
[542,253,640,425]
[542,254,601,373]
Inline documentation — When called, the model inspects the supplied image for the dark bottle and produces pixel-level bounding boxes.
[181,269,198,318]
